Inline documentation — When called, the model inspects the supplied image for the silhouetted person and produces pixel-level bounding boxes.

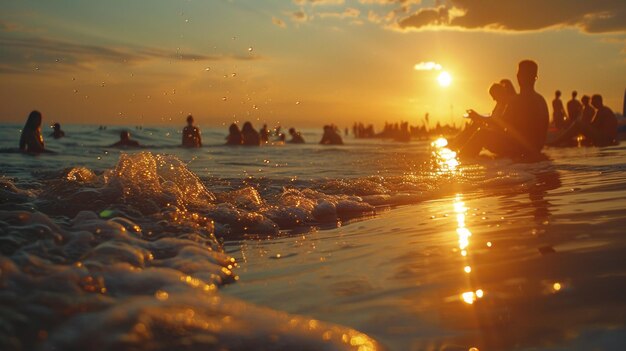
[259,124,269,144]
[580,95,595,124]
[567,90,582,125]
[552,90,567,129]
[460,60,549,158]
[110,131,140,147]
[451,81,515,150]
[500,79,517,97]
[549,94,617,147]
[288,128,305,144]
[50,122,65,139]
[19,110,45,153]
[319,125,343,145]
[589,94,617,144]
[182,115,202,147]
[226,123,243,145]
[241,122,261,146]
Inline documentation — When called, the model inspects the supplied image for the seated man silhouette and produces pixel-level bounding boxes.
[549,94,617,147]
[110,131,141,147]
[459,60,549,159]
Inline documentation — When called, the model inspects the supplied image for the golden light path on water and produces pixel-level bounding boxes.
[431,138,484,306]
[431,138,483,351]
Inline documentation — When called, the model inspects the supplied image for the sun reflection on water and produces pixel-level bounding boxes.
[431,137,459,175]
[453,194,485,304]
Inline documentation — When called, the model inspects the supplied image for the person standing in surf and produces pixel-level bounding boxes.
[19,110,46,153]
[552,90,567,129]
[182,115,202,148]
[567,91,582,125]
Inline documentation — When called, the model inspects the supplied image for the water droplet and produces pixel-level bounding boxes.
[34,67,39,71]
[205,67,210,71]
[231,73,237,77]
[295,101,300,105]
[101,82,106,87]
[185,19,189,23]
[248,47,253,52]
[222,97,227,101]
[73,89,79,94]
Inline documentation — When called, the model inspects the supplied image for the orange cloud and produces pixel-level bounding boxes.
[293,0,345,5]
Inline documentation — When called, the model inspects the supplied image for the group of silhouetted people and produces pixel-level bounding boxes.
[17,62,619,156]
[450,59,619,158]
[550,90,617,146]
[450,60,550,159]
[18,111,209,152]
[18,111,69,153]
[352,119,462,142]
[18,111,344,153]
[225,122,332,145]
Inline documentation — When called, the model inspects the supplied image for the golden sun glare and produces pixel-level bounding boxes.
[437,71,452,87]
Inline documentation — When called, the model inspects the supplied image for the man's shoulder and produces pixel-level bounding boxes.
[531,92,548,107]
[513,92,547,104]
[600,106,615,117]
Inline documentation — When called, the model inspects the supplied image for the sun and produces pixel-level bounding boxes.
[437,71,452,87]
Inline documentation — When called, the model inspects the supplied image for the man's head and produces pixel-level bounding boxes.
[572,91,578,98]
[517,60,538,91]
[591,94,603,109]
[581,95,590,106]
[186,115,194,126]
[289,128,296,135]
[555,90,561,98]
[120,131,130,141]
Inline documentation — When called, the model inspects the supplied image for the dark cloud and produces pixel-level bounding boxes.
[0,35,259,75]
[291,10,309,22]
[396,0,626,33]
[293,0,345,5]
[398,6,448,28]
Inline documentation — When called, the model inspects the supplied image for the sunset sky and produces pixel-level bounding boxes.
[1,0,625,127]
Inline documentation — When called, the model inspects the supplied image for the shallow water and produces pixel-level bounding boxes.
[1,123,625,350]
[223,144,626,350]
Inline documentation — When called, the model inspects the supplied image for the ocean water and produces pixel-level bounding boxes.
[1,123,625,350]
